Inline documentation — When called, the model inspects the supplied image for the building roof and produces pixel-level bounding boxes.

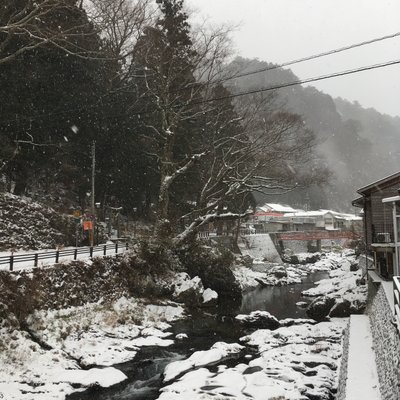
[285,209,361,221]
[260,203,300,213]
[285,210,330,218]
[357,171,400,195]
[319,209,362,221]
[352,197,364,208]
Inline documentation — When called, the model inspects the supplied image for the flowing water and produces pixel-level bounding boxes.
[67,271,328,400]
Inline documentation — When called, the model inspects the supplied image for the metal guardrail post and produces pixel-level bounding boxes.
[104,245,107,256]
[90,247,93,258]
[55,251,59,264]
[74,248,78,260]
[34,253,39,267]
[9,255,13,271]
[126,242,128,250]
[115,242,118,254]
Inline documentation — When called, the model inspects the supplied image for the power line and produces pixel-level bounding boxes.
[1,29,399,130]
[130,58,400,111]
[5,30,400,124]
[147,30,400,96]
[3,57,400,128]
[213,30,400,85]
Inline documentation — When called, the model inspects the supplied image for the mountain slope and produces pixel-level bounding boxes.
[225,57,400,210]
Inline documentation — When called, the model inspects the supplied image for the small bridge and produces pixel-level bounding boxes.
[275,230,360,241]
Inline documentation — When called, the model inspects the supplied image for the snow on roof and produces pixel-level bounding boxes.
[319,209,362,221]
[285,210,328,218]
[285,209,361,220]
[261,203,300,213]
[256,205,362,221]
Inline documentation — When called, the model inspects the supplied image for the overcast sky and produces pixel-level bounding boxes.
[187,0,400,117]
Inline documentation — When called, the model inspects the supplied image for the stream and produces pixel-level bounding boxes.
[67,271,328,400]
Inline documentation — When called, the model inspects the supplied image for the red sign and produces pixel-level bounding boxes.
[83,221,93,231]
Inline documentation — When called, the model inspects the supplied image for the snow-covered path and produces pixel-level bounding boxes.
[346,315,381,399]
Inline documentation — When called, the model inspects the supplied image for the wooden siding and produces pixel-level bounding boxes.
[364,184,399,248]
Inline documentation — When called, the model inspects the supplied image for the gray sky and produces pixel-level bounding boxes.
[187,0,400,117]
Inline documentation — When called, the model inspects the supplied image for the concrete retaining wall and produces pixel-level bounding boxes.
[280,239,308,254]
[336,320,350,400]
[238,234,281,262]
[368,282,400,400]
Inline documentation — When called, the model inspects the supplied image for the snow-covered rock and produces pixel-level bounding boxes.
[202,288,218,306]
[172,273,204,305]
[235,311,280,330]
[307,296,336,321]
[163,342,244,383]
[303,253,367,319]
[175,333,188,340]
[55,367,127,388]
[159,320,347,400]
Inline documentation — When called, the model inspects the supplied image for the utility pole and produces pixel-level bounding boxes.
[90,141,96,247]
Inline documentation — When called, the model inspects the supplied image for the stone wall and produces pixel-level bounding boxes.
[336,320,350,400]
[368,282,400,400]
[280,239,308,254]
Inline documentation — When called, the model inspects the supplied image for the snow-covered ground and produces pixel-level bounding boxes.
[302,252,367,312]
[0,251,363,399]
[0,297,185,399]
[158,319,347,400]
[156,251,365,400]
[233,251,345,291]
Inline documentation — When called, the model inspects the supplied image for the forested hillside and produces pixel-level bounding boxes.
[1,0,398,240]
[0,0,327,242]
[226,57,400,211]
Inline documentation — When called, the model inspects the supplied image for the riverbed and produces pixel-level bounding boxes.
[67,271,329,400]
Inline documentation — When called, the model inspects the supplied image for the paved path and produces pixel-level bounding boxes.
[346,315,381,399]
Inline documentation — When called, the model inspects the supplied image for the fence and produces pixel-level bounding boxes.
[0,241,129,272]
[394,276,400,333]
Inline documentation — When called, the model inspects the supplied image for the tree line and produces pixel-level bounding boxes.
[0,0,324,242]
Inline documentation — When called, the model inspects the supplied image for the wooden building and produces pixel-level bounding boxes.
[353,171,400,278]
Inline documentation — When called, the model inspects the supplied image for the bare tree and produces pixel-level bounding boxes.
[0,0,103,64]
[88,0,154,62]
[131,0,236,238]
[174,103,319,244]
[131,0,324,243]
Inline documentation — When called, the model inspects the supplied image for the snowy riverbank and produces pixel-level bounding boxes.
[158,318,347,400]
[0,250,365,399]
[156,252,365,400]
[0,297,185,399]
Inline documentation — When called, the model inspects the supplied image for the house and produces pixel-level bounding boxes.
[257,203,300,214]
[353,171,400,278]
[249,203,361,234]
[284,210,337,231]
[250,203,301,232]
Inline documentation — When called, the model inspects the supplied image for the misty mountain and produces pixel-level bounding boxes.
[225,57,400,211]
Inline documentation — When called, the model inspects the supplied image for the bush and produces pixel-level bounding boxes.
[137,240,183,274]
[176,242,241,304]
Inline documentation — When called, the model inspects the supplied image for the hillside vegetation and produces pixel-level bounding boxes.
[0,193,76,250]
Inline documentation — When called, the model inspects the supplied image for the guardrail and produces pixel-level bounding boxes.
[394,276,400,333]
[0,241,129,272]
